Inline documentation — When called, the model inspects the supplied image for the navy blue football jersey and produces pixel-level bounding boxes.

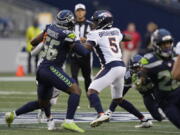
[124,70,154,95]
[143,52,180,100]
[40,24,76,68]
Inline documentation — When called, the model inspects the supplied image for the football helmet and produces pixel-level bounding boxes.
[151,28,174,58]
[56,10,75,30]
[129,54,143,69]
[91,10,113,29]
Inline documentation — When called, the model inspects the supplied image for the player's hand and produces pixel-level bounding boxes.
[80,37,87,43]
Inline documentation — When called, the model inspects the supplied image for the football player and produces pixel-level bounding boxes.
[31,34,61,124]
[5,10,89,132]
[106,55,164,128]
[81,10,131,127]
[141,29,180,128]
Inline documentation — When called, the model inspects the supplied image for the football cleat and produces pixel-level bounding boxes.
[90,113,110,127]
[5,111,15,127]
[47,118,56,131]
[61,121,85,133]
[104,109,112,122]
[135,119,153,128]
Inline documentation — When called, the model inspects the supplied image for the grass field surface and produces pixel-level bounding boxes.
[0,69,180,135]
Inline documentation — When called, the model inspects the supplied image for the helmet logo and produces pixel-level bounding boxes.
[162,35,172,41]
[99,12,111,17]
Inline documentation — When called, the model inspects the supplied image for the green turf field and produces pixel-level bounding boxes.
[0,70,180,135]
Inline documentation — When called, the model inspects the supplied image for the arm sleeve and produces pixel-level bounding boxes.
[86,31,98,46]
[73,41,90,56]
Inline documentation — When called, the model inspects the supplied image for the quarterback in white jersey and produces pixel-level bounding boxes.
[172,42,180,80]
[83,10,131,127]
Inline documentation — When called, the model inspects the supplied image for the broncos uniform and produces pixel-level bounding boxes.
[86,10,127,127]
[87,26,126,99]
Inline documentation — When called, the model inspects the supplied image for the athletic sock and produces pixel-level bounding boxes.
[15,101,40,116]
[66,93,80,119]
[44,103,51,118]
[109,100,119,112]
[119,99,144,120]
[88,93,104,113]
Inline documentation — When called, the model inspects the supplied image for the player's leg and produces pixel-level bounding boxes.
[88,67,114,115]
[80,55,92,92]
[89,66,126,127]
[107,86,130,113]
[70,57,80,84]
[44,66,84,132]
[50,88,60,105]
[143,94,164,121]
[5,100,41,127]
[162,104,180,128]
[110,72,152,128]
[80,55,92,107]
[5,83,53,128]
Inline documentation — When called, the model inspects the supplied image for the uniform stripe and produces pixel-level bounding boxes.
[94,45,106,65]
[49,66,72,87]
[144,60,163,68]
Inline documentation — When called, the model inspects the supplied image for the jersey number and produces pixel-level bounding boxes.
[109,37,118,53]
[158,70,180,91]
[42,36,60,60]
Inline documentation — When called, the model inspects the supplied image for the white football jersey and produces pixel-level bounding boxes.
[87,27,123,66]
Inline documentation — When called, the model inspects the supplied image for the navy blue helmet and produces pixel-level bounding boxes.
[151,28,173,58]
[91,10,113,29]
[129,54,143,69]
[56,10,75,30]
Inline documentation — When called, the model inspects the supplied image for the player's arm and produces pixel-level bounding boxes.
[172,55,180,80]
[30,42,43,56]
[31,32,44,47]
[65,33,90,56]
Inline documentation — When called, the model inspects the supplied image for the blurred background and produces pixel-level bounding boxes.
[0,0,180,74]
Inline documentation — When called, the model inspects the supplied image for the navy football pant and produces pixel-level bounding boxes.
[143,94,163,121]
[160,89,180,128]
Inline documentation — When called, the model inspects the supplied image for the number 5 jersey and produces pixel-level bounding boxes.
[87,27,123,67]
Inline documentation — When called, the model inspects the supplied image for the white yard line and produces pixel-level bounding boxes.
[0,91,36,95]
[0,76,84,82]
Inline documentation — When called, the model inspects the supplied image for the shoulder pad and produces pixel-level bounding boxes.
[143,53,157,63]
[143,53,162,68]
[144,53,154,60]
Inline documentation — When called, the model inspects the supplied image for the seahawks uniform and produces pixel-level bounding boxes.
[143,52,180,128]
[37,24,78,100]
[87,27,126,99]
[123,69,164,121]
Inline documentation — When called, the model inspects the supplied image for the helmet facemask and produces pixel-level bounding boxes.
[56,10,75,30]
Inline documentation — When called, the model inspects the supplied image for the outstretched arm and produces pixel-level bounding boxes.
[31,32,45,47]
